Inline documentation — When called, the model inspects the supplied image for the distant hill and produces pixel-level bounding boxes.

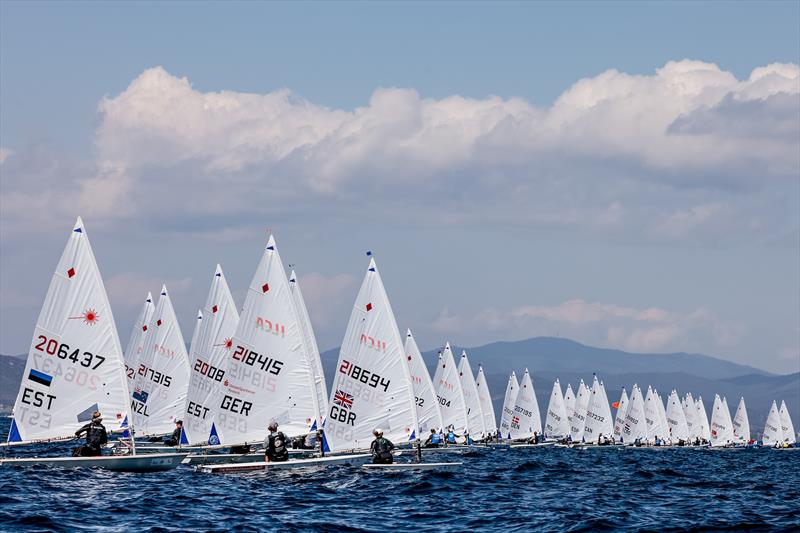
[320,337,797,437]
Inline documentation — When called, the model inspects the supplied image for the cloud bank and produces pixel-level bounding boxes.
[2,59,797,245]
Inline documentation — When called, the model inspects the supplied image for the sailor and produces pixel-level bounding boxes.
[163,420,183,446]
[424,428,441,448]
[446,426,460,444]
[73,411,108,457]
[264,422,289,462]
[370,428,394,464]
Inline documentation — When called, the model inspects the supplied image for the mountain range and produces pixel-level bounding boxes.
[2,336,797,438]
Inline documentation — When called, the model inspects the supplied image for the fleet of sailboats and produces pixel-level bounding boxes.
[2,219,797,474]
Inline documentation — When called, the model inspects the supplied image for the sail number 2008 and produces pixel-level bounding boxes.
[34,335,105,370]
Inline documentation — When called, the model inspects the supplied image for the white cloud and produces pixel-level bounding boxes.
[0,147,12,164]
[1,60,796,247]
[431,299,742,355]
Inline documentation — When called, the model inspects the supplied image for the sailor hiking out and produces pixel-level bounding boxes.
[264,422,289,462]
[370,428,394,464]
[73,411,108,457]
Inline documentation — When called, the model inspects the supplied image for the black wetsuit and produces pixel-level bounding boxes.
[370,437,395,464]
[265,431,289,462]
[164,426,182,446]
[74,422,108,456]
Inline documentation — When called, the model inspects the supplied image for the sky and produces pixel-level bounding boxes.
[1,1,798,374]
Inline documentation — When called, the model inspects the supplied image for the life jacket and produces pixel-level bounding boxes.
[430,433,441,444]
[372,437,394,463]
[447,431,456,443]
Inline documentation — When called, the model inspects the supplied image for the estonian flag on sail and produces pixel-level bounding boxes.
[28,369,53,387]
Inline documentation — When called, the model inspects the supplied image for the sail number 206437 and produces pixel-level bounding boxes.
[34,335,105,370]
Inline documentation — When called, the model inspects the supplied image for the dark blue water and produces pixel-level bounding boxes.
[1,422,798,532]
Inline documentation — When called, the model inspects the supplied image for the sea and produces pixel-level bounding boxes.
[0,420,798,532]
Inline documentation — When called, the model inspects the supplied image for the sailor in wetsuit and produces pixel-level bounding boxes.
[163,420,183,446]
[370,428,394,464]
[74,411,108,456]
[264,422,289,462]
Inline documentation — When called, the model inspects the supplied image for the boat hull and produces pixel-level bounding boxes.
[196,453,372,474]
[0,453,189,472]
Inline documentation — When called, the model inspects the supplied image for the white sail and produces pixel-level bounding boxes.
[458,351,485,437]
[731,397,750,444]
[643,386,664,443]
[289,269,328,430]
[598,380,614,437]
[404,329,443,434]
[762,401,783,446]
[508,369,541,440]
[213,236,319,446]
[325,257,418,452]
[184,265,240,445]
[612,388,629,440]
[122,293,154,388]
[779,401,796,444]
[665,390,689,442]
[583,375,612,442]
[710,394,734,446]
[564,384,576,426]
[544,379,569,439]
[656,390,670,442]
[498,371,519,439]
[695,396,711,441]
[569,379,589,442]
[130,285,191,436]
[475,365,497,434]
[682,392,697,440]
[432,343,469,435]
[621,384,648,444]
[8,217,131,444]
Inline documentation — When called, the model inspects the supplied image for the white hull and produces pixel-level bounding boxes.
[363,462,462,471]
[0,452,188,472]
[509,442,557,449]
[196,453,372,474]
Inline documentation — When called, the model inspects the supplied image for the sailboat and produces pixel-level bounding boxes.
[122,293,153,388]
[762,401,784,447]
[665,390,689,444]
[458,350,486,439]
[643,386,664,444]
[507,369,542,445]
[130,285,191,437]
[682,392,698,441]
[621,384,648,445]
[581,375,614,445]
[183,265,240,446]
[709,394,734,447]
[475,365,497,438]
[569,379,589,443]
[544,379,569,441]
[778,401,796,445]
[404,329,444,436]
[695,396,712,443]
[432,343,469,436]
[1,218,186,471]
[320,255,459,470]
[612,387,629,442]
[731,397,750,445]
[563,383,576,427]
[289,269,329,432]
[498,371,519,439]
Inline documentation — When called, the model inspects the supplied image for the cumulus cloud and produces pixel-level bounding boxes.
[430,299,743,355]
[1,59,797,246]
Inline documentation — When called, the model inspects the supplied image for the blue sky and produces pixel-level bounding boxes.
[1,1,798,373]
